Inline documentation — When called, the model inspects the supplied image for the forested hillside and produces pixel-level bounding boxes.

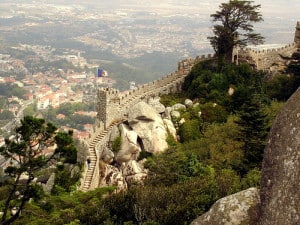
[1,55,299,224]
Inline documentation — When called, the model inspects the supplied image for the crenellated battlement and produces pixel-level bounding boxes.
[239,42,298,70]
[95,54,214,129]
[241,42,297,55]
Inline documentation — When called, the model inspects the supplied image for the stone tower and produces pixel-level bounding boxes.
[294,21,300,48]
[97,88,109,128]
[232,33,239,64]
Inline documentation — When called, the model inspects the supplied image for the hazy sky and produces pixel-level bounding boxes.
[45,0,299,21]
[13,0,299,19]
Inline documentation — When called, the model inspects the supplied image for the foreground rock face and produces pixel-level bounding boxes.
[190,188,260,225]
[258,88,300,225]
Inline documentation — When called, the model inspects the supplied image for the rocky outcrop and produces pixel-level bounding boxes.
[127,101,169,153]
[258,88,300,225]
[116,124,141,164]
[190,188,260,225]
[148,97,166,114]
[99,163,128,192]
[97,100,178,191]
[96,99,204,190]
[120,160,147,185]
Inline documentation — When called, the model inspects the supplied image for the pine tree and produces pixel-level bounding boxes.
[0,116,77,225]
[235,97,269,173]
[209,0,264,62]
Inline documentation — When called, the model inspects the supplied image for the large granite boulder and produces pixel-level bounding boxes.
[147,97,166,114]
[190,187,260,225]
[163,118,177,140]
[184,99,193,108]
[127,102,168,153]
[258,88,300,225]
[172,103,186,111]
[100,146,114,164]
[115,124,141,164]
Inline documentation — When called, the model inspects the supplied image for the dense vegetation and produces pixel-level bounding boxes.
[0,116,79,225]
[0,84,26,100]
[1,57,298,224]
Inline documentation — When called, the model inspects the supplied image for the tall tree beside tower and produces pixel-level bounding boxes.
[209,0,264,62]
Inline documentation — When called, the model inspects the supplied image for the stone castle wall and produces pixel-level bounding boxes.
[81,22,299,191]
[97,54,214,129]
[81,54,213,191]
[239,42,298,70]
[294,21,300,48]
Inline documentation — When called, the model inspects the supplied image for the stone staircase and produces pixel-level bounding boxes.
[80,121,121,192]
[80,71,188,192]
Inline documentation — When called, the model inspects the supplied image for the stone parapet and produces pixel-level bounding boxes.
[239,42,297,70]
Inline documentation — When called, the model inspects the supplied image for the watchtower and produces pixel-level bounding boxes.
[295,21,300,48]
[97,88,109,128]
[232,33,239,64]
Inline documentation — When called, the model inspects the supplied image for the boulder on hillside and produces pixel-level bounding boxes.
[258,88,300,225]
[148,97,166,114]
[172,103,186,111]
[38,173,55,194]
[120,160,147,186]
[184,99,193,108]
[163,118,177,140]
[99,164,127,192]
[101,147,114,164]
[127,102,169,153]
[115,124,141,164]
[190,187,260,225]
[171,110,181,119]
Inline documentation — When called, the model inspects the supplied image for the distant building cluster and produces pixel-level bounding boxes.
[0,50,116,143]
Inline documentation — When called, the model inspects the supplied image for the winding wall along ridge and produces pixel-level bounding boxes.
[80,28,299,190]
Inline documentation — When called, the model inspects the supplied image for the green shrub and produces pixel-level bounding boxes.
[241,168,262,189]
[111,136,122,153]
[178,119,201,142]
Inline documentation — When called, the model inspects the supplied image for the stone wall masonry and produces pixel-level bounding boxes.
[295,21,300,48]
[239,42,297,70]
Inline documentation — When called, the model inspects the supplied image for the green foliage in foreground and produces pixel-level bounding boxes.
[0,116,79,225]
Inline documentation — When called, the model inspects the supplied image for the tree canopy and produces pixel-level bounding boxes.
[208,0,264,62]
[0,116,77,225]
